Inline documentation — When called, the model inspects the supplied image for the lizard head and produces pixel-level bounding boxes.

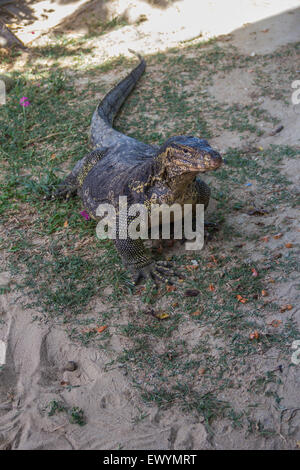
[157,136,222,176]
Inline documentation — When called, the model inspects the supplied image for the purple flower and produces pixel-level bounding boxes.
[20,96,30,107]
[80,210,90,220]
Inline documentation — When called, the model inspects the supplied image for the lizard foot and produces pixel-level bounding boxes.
[132,261,182,285]
[44,184,77,201]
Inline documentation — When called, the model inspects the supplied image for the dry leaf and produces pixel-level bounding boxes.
[249,331,259,340]
[97,325,108,333]
[198,368,206,375]
[185,264,199,271]
[285,243,293,248]
[251,268,258,277]
[63,220,69,228]
[261,290,268,297]
[273,233,283,239]
[155,312,170,320]
[268,319,282,328]
[208,284,215,292]
[191,310,202,316]
[280,304,293,312]
[237,294,248,304]
[135,286,146,295]
[166,284,176,292]
[261,236,269,242]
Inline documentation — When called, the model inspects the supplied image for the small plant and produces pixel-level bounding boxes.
[47,401,86,426]
[48,400,66,416]
[68,407,86,426]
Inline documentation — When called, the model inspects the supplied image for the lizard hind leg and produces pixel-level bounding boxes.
[45,148,108,200]
[45,172,78,200]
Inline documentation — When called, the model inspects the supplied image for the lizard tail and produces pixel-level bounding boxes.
[97,49,146,127]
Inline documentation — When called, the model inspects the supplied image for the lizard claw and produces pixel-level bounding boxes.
[44,185,76,201]
[132,261,182,285]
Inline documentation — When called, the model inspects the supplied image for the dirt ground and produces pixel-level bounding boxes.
[0,0,299,450]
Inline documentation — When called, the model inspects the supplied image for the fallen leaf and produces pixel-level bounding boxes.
[237,294,248,304]
[251,268,258,277]
[273,233,283,239]
[185,264,199,271]
[198,368,206,375]
[82,327,96,333]
[191,310,202,316]
[172,302,179,308]
[155,312,170,320]
[206,262,215,268]
[63,220,69,228]
[50,153,56,160]
[60,381,70,386]
[268,319,282,328]
[280,304,293,312]
[285,243,293,248]
[249,330,259,340]
[208,284,215,291]
[261,290,268,297]
[166,284,176,292]
[135,286,146,294]
[261,236,270,242]
[96,325,108,333]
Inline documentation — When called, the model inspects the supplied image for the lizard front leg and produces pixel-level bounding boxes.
[114,216,180,285]
[194,177,219,235]
[195,177,211,210]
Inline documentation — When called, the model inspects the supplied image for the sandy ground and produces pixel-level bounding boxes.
[0,0,300,450]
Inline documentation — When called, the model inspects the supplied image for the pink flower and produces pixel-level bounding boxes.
[20,97,30,107]
[80,210,90,220]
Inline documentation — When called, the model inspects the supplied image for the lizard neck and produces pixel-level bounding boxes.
[152,152,197,194]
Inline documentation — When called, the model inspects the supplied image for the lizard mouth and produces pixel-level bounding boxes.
[196,151,222,172]
[175,152,222,173]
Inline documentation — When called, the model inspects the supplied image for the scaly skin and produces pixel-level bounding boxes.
[52,51,222,283]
